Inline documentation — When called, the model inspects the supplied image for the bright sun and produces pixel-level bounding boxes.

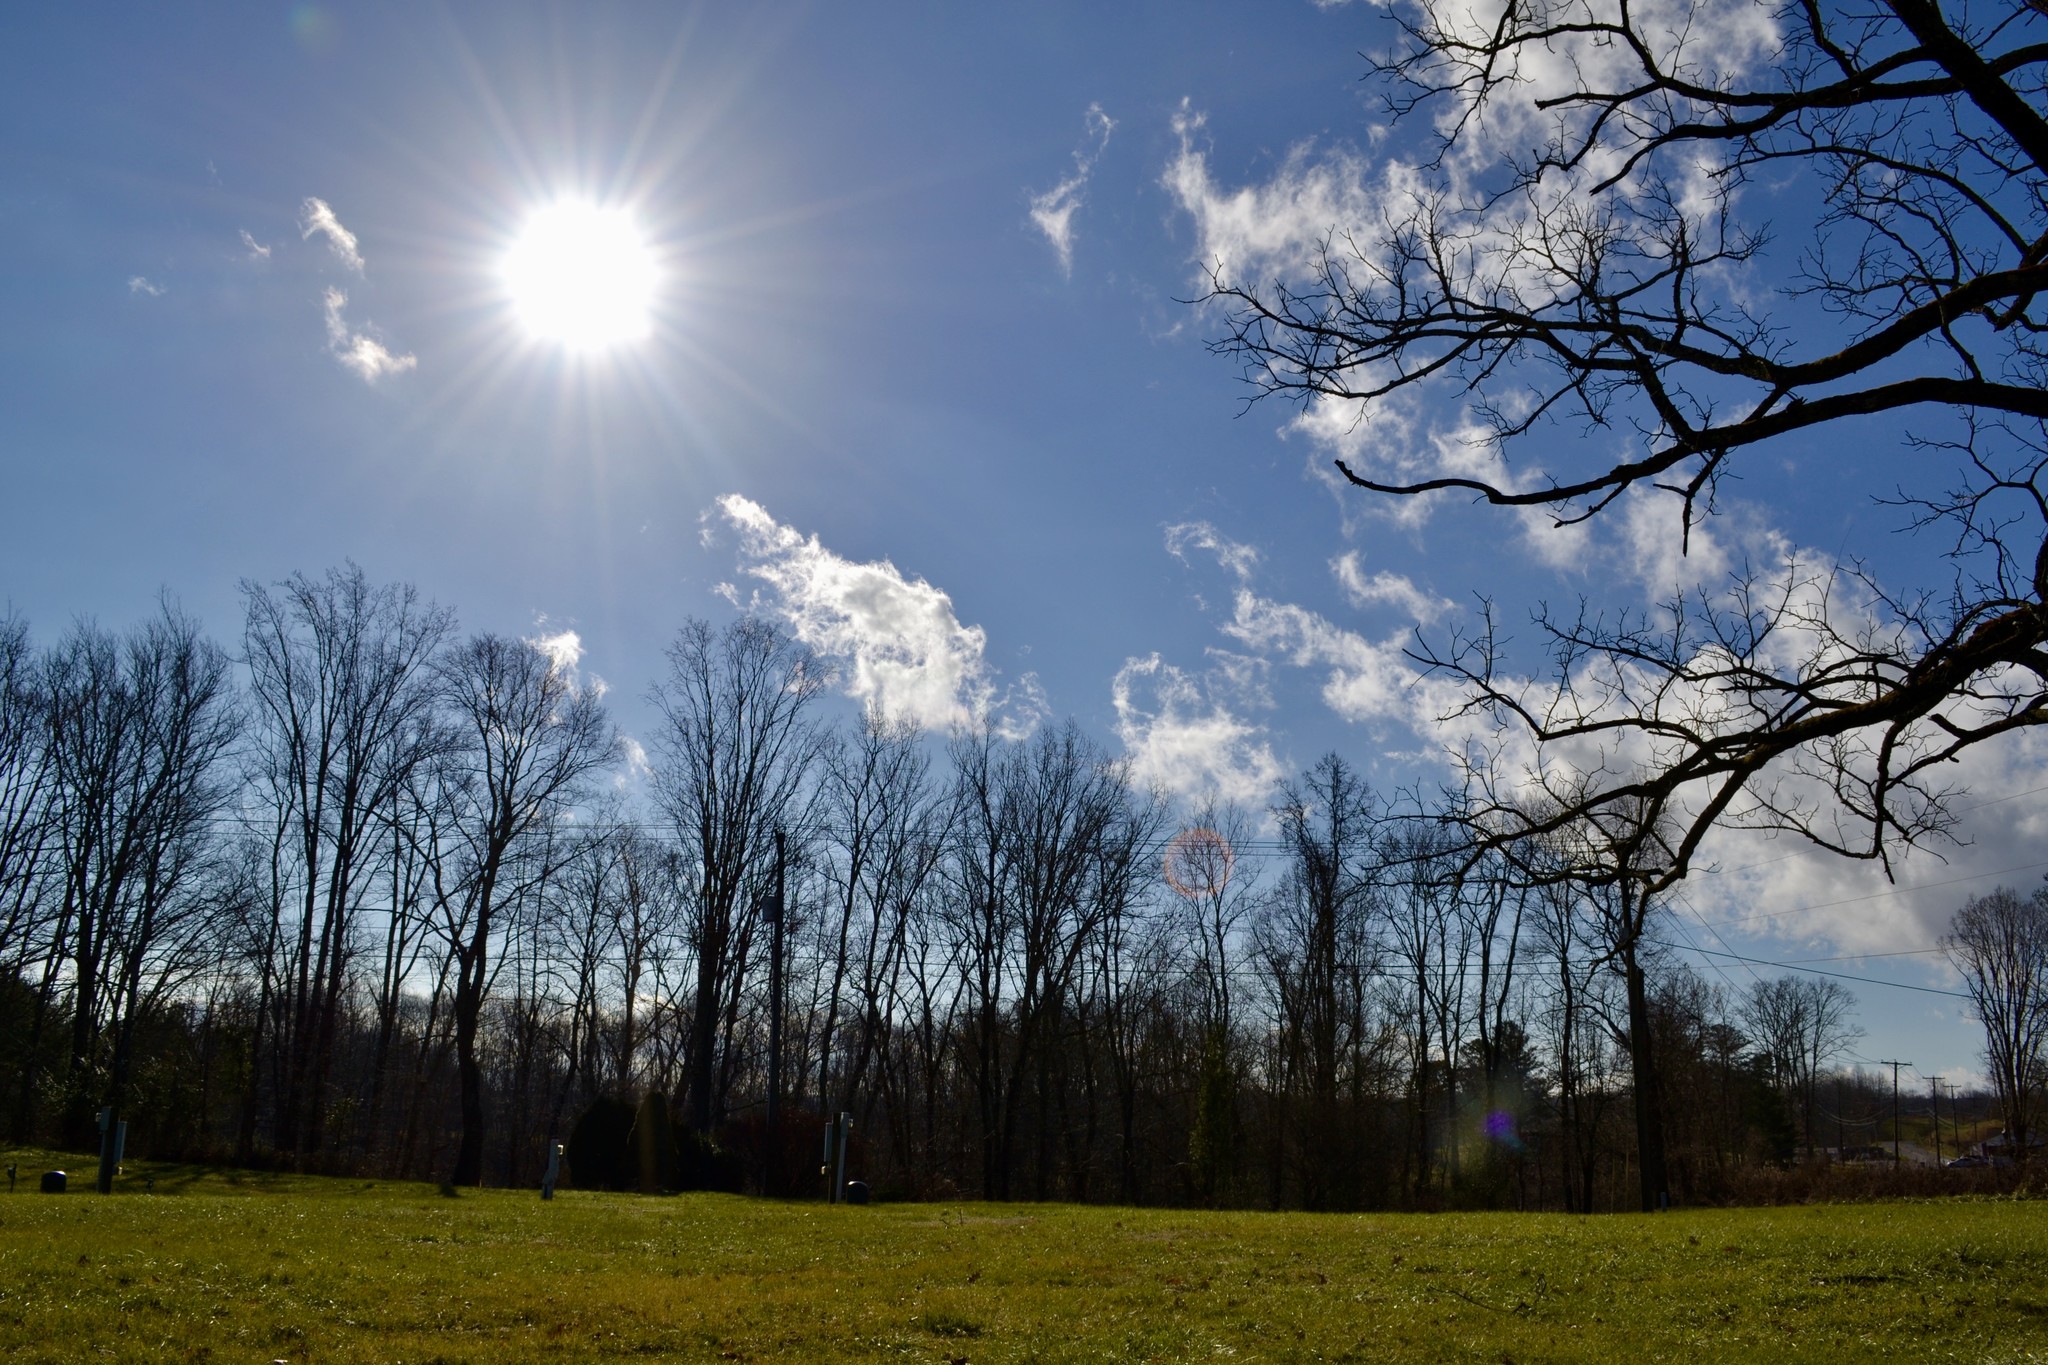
[503,202,658,351]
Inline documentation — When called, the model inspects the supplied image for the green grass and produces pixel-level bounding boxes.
[1,1151,2045,1362]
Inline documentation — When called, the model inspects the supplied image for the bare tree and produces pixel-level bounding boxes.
[545,815,678,1109]
[816,708,950,1125]
[1202,0,2048,890]
[40,605,239,1155]
[1164,803,1262,1204]
[1943,885,2048,1161]
[651,617,826,1134]
[241,565,452,1158]
[1529,875,1618,1211]
[947,721,1153,1199]
[1259,755,1383,1208]
[1451,845,1528,1186]
[1737,975,1863,1158]
[0,615,57,1141]
[1381,821,1465,1197]
[430,634,613,1186]
[0,614,54,977]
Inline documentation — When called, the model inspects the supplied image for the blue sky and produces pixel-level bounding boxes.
[4,0,2041,1081]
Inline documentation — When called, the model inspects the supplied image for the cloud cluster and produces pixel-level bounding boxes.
[1159,0,1781,532]
[717,496,1042,737]
[128,276,166,297]
[1029,103,1114,277]
[322,288,416,383]
[1150,514,2032,970]
[1113,652,1285,807]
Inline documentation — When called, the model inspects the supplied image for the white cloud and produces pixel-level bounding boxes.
[618,734,653,783]
[526,624,610,699]
[1164,522,1452,739]
[1165,521,1260,583]
[1113,653,1285,806]
[1161,0,1781,532]
[1222,588,1429,729]
[718,495,1032,734]
[1679,753,2048,978]
[1028,103,1114,277]
[240,229,271,261]
[1163,100,1385,284]
[529,628,583,674]
[128,276,165,297]
[322,287,416,383]
[1331,552,1453,624]
[299,196,364,273]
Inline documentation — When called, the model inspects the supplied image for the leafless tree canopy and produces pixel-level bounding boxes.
[0,578,2006,1208]
[1943,884,2047,1157]
[1205,0,2048,889]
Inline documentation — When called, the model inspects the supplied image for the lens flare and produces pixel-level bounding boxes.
[1163,827,1235,899]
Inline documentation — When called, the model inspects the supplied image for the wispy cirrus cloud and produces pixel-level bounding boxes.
[128,275,166,297]
[322,287,415,383]
[239,229,271,261]
[1165,521,1259,583]
[299,196,363,273]
[1164,522,1445,737]
[1331,551,1453,624]
[716,495,1044,736]
[1028,103,1114,277]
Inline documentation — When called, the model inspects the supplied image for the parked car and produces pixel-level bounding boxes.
[1946,1155,1989,1170]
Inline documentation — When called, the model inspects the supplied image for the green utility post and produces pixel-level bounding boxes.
[822,1112,851,1203]
[95,1107,126,1195]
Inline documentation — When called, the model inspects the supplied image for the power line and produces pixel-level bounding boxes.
[1645,938,1968,999]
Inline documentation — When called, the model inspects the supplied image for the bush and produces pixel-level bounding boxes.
[564,1097,635,1191]
[628,1091,677,1194]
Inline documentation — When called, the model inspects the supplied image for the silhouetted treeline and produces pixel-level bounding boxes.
[0,569,1970,1209]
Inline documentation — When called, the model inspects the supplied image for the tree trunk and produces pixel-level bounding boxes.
[1622,941,1668,1212]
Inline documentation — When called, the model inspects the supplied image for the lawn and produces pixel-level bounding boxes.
[1,1152,2044,1362]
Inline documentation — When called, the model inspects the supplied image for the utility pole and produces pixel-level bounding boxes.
[766,827,785,1196]
[1879,1061,1912,1166]
[1943,1082,1961,1158]
[1928,1076,1945,1166]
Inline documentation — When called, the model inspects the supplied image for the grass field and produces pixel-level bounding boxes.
[1,1152,2044,1362]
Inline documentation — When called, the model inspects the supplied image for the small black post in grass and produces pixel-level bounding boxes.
[542,1141,562,1200]
[6,1163,14,1193]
